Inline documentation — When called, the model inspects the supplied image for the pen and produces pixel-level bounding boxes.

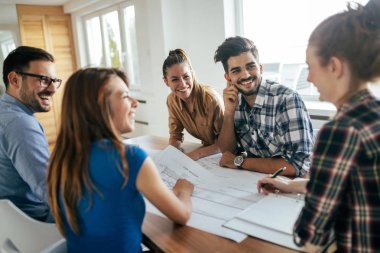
[260,167,286,189]
[271,166,286,178]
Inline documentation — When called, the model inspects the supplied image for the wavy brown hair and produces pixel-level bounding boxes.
[47,68,129,235]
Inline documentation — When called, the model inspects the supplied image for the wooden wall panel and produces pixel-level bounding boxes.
[16,5,77,149]
[18,16,46,49]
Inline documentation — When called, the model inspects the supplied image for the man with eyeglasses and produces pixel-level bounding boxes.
[0,46,61,222]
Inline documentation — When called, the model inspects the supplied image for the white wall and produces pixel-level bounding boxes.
[151,0,227,137]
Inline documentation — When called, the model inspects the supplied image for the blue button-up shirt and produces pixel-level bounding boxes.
[0,93,51,222]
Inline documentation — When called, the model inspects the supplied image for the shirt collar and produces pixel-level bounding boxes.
[176,94,186,111]
[337,89,374,116]
[2,92,34,116]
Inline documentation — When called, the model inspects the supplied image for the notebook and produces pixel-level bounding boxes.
[223,193,305,251]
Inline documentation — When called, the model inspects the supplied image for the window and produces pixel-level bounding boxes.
[1,36,16,57]
[85,17,103,66]
[122,6,140,86]
[83,3,140,87]
[238,0,371,100]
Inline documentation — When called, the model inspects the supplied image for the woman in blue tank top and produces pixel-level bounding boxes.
[47,68,194,253]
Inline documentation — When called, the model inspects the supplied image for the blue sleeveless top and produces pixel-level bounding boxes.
[62,140,148,253]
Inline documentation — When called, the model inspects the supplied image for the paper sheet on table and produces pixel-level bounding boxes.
[149,146,252,242]
[152,145,220,186]
[145,199,246,242]
[233,194,304,234]
[224,193,305,251]
[197,153,264,187]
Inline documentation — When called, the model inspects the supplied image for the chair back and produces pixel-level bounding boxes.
[0,199,66,253]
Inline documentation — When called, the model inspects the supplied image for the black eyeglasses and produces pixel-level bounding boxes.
[16,71,62,89]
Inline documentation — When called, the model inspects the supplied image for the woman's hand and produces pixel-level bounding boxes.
[257,176,308,194]
[173,179,194,196]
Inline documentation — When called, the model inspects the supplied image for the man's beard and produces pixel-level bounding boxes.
[236,76,261,96]
[20,81,51,112]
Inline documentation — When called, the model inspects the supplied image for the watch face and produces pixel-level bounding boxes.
[234,155,244,166]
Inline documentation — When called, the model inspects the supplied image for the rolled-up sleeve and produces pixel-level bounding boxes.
[277,93,315,176]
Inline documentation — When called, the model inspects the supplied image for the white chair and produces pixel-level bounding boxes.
[0,199,66,253]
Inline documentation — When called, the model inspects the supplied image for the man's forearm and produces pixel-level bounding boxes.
[218,114,236,153]
[242,157,297,176]
[169,139,183,151]
[186,143,220,160]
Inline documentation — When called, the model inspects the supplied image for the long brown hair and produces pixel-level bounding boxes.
[162,48,209,117]
[47,68,129,235]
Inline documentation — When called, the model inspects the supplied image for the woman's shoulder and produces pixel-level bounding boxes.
[125,144,149,159]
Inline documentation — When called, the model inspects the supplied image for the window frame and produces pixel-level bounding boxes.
[234,0,375,102]
[82,1,140,88]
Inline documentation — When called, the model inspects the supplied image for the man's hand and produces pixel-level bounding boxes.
[223,80,239,115]
[219,151,237,169]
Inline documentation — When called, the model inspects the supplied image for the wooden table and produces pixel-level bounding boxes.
[125,135,300,253]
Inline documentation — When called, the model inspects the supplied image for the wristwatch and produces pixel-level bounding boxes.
[234,151,247,170]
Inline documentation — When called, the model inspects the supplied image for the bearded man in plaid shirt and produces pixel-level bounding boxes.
[214,36,314,177]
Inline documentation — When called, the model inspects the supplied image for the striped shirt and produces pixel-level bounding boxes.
[294,89,380,253]
[234,79,314,176]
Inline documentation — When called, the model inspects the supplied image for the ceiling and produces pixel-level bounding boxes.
[0,0,70,5]
[0,0,74,25]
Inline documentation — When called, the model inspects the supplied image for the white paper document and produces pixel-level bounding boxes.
[148,146,306,249]
[224,193,305,251]
[236,194,304,234]
[148,146,253,242]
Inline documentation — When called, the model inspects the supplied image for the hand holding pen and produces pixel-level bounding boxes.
[257,167,288,193]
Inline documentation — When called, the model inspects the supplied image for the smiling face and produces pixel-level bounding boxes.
[108,76,138,134]
[225,51,262,96]
[17,60,57,112]
[164,63,194,101]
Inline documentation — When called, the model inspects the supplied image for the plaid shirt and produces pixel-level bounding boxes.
[294,89,380,253]
[234,79,314,176]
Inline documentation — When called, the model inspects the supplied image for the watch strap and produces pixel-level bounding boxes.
[237,154,246,170]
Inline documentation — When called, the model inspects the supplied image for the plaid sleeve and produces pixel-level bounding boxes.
[293,122,360,246]
[276,93,314,176]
